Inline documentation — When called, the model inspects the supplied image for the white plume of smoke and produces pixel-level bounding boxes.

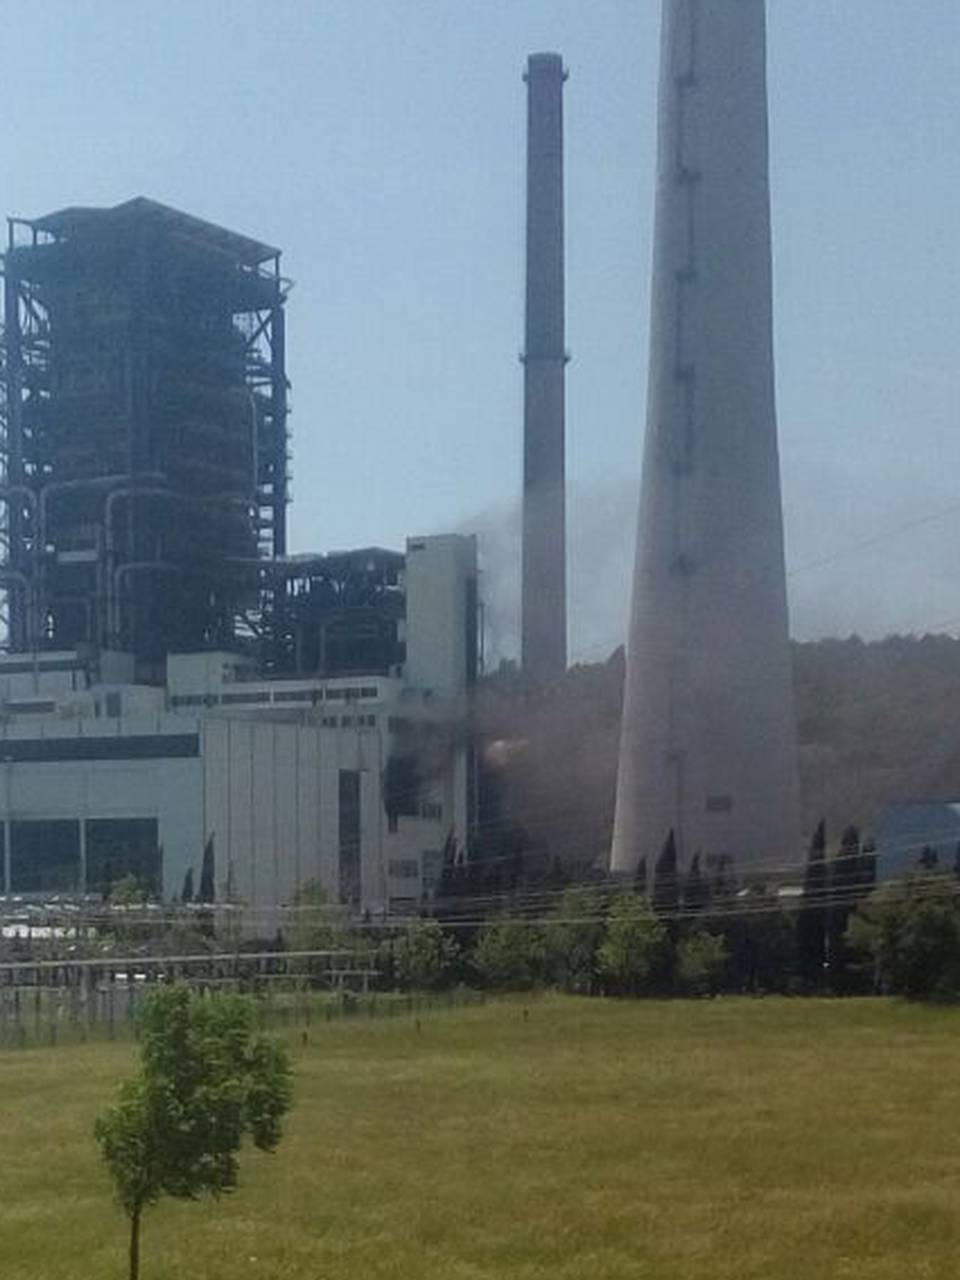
[443,458,960,674]
[448,478,637,670]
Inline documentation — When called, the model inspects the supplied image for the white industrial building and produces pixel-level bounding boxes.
[0,534,477,918]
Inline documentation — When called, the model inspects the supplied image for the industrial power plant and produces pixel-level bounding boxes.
[0,0,803,917]
[8,9,960,1278]
[0,199,478,916]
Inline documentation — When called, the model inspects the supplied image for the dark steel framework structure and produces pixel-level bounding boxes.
[258,548,406,679]
[0,198,289,674]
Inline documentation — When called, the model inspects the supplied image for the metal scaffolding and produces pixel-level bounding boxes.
[257,548,406,679]
[0,198,290,674]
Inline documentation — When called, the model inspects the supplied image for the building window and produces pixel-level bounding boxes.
[360,687,378,699]
[85,818,161,898]
[5,699,57,715]
[171,694,210,708]
[221,691,270,705]
[384,755,420,835]
[0,734,199,763]
[105,691,123,718]
[322,716,338,728]
[338,770,361,908]
[9,820,82,894]
[273,689,315,703]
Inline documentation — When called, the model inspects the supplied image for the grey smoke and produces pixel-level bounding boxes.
[461,478,637,669]
[465,464,960,672]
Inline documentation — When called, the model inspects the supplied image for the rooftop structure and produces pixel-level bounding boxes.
[1,197,289,676]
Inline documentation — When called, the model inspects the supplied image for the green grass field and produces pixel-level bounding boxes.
[3,995,960,1278]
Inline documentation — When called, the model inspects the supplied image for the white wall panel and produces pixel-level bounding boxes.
[252,725,276,909]
[274,726,299,904]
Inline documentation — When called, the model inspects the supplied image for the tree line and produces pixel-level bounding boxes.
[377,822,960,1001]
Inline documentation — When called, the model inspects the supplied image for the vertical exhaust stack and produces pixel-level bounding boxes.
[611,1,800,880]
[521,52,568,684]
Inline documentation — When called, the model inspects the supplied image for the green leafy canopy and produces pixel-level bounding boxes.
[95,986,292,1220]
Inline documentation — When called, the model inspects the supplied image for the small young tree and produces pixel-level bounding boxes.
[676,931,729,996]
[545,886,608,993]
[797,819,828,990]
[472,916,545,991]
[95,986,292,1280]
[110,873,146,907]
[198,836,216,903]
[828,824,862,992]
[652,829,679,917]
[180,867,195,905]
[683,852,709,913]
[846,874,960,998]
[633,857,648,897]
[386,920,459,991]
[597,893,669,996]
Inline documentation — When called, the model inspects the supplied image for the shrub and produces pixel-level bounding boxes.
[676,931,729,996]
[597,893,669,996]
[472,917,545,991]
[545,887,608,993]
[846,874,960,998]
[384,920,459,991]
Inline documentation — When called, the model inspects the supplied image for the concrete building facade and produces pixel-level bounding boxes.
[0,535,477,917]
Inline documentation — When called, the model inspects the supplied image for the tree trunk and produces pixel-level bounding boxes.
[129,1205,141,1280]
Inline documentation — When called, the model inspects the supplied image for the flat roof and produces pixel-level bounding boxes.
[274,548,405,574]
[22,196,279,267]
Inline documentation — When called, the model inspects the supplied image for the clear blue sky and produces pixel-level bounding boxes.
[4,1,959,659]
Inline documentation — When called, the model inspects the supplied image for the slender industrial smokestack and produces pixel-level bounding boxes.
[611,0,800,879]
[521,52,567,683]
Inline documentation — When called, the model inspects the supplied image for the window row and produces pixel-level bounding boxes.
[171,684,381,709]
[0,817,160,896]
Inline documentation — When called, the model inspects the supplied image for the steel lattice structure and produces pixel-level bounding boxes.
[0,198,290,675]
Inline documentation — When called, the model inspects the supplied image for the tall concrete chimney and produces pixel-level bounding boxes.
[611,0,800,880]
[521,52,567,683]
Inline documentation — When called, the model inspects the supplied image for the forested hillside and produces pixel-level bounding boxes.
[476,635,960,867]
